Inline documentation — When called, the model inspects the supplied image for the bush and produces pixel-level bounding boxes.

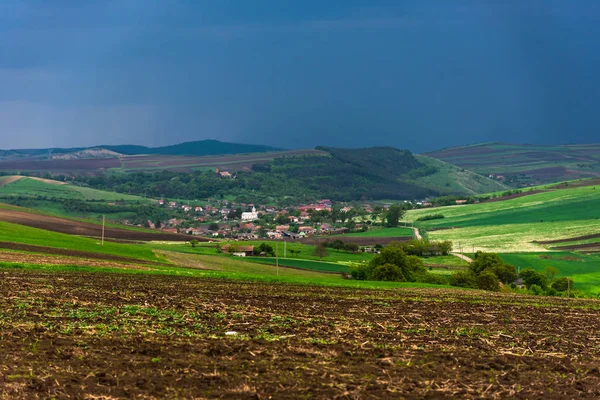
[488,263,518,284]
[529,284,544,296]
[414,272,448,285]
[520,268,549,289]
[449,271,477,288]
[371,263,406,282]
[551,277,574,292]
[349,264,373,280]
[476,271,501,291]
[416,214,445,221]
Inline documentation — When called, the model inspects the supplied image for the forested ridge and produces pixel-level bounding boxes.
[73,147,442,203]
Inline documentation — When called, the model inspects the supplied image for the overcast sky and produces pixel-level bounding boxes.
[1,1,599,152]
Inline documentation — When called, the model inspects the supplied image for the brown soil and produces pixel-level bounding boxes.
[552,242,600,251]
[538,233,600,245]
[0,250,153,270]
[0,176,25,187]
[0,208,205,242]
[547,178,600,189]
[0,242,169,267]
[2,271,600,398]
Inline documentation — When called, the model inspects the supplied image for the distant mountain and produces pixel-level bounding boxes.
[425,142,600,187]
[0,140,283,160]
[102,140,283,156]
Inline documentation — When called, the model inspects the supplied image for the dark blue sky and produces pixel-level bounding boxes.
[1,1,599,152]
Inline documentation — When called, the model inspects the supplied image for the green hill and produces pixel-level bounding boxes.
[71,146,507,202]
[413,155,509,195]
[405,182,600,253]
[0,176,145,201]
[425,142,600,187]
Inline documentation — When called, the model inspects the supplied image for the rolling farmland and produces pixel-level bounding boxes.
[425,142,600,186]
[0,149,326,175]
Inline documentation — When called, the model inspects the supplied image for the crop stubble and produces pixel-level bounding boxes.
[2,271,600,398]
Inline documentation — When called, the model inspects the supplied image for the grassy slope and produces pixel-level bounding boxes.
[414,155,509,195]
[0,177,145,201]
[405,185,600,252]
[500,252,600,295]
[424,142,600,184]
[0,221,160,262]
[333,227,414,237]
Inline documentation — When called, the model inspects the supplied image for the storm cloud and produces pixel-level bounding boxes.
[1,1,599,151]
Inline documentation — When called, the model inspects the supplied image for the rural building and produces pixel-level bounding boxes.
[221,244,254,257]
[241,207,259,221]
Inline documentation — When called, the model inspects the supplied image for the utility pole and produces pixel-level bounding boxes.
[284,240,287,259]
[276,241,279,277]
[101,215,105,246]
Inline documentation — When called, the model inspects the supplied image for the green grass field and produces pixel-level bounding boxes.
[245,257,350,273]
[500,252,600,295]
[334,227,414,237]
[0,177,146,201]
[405,185,600,252]
[0,221,161,263]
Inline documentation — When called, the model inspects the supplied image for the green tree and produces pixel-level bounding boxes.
[476,271,501,291]
[371,263,405,282]
[544,266,559,282]
[438,241,453,256]
[208,222,220,231]
[551,277,574,292]
[385,205,405,227]
[313,244,329,261]
[190,239,199,248]
[344,243,360,253]
[449,270,477,288]
[520,268,549,289]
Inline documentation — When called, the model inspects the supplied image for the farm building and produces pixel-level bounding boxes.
[220,244,255,257]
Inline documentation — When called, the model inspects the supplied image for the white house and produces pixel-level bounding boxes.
[241,207,259,221]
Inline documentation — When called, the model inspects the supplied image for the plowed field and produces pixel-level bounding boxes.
[2,271,600,398]
[0,209,203,242]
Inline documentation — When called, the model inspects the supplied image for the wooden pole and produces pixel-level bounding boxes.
[276,241,279,276]
[101,215,105,246]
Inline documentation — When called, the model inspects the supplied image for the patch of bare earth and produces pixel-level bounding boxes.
[2,271,600,398]
[0,250,153,270]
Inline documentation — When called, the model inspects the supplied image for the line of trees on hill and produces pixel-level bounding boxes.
[68,148,443,203]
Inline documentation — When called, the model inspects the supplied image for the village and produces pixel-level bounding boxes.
[147,198,372,240]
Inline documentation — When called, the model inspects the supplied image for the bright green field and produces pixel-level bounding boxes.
[0,221,161,263]
[500,252,600,295]
[245,257,349,273]
[414,155,508,195]
[0,177,145,201]
[405,185,600,252]
[334,227,414,238]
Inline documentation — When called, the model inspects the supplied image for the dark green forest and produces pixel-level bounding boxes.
[73,147,442,204]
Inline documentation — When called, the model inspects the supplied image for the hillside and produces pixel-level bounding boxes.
[0,140,283,160]
[0,176,144,201]
[74,146,507,202]
[413,155,509,195]
[425,142,600,187]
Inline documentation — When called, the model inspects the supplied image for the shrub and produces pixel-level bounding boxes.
[476,271,501,291]
[488,263,518,284]
[529,284,544,296]
[551,277,574,292]
[416,214,445,221]
[449,270,477,288]
[349,264,374,280]
[371,263,405,282]
[414,272,448,285]
[520,268,549,289]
